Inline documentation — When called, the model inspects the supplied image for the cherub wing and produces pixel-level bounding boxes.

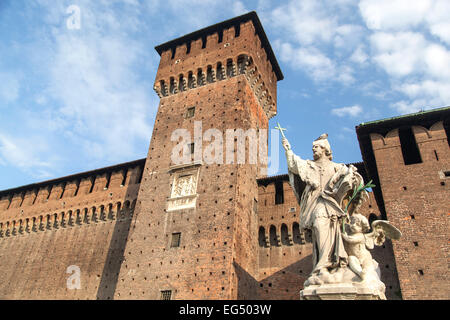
[366,220,402,248]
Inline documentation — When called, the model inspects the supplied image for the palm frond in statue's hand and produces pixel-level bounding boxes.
[342,180,376,233]
[345,180,376,213]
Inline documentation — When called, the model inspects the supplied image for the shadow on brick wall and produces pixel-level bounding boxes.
[95,195,136,300]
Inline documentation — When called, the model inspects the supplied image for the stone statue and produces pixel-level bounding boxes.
[279,129,402,299]
[282,133,363,285]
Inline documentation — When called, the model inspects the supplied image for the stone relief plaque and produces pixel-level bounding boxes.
[167,164,200,211]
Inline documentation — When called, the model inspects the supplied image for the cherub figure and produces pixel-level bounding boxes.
[342,213,373,280]
[342,194,402,281]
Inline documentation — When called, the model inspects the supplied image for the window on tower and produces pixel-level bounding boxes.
[274,180,284,205]
[171,233,181,248]
[160,290,172,300]
[398,126,422,165]
[186,107,195,118]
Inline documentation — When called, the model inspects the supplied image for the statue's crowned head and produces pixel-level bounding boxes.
[312,133,332,160]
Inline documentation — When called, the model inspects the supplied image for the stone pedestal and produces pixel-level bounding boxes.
[300,283,386,300]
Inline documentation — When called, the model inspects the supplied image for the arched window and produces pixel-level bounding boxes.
[160,80,167,96]
[216,62,225,81]
[91,207,97,222]
[226,59,235,78]
[75,210,81,225]
[281,223,290,245]
[197,69,204,86]
[67,211,73,226]
[53,213,59,228]
[293,222,302,244]
[99,206,106,221]
[60,212,65,227]
[187,71,195,88]
[178,74,185,92]
[237,54,248,74]
[107,203,114,220]
[206,65,214,83]
[269,225,278,247]
[169,77,177,94]
[258,226,266,247]
[46,215,51,229]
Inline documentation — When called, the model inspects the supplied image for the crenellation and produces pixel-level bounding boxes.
[0,195,11,211]
[9,192,24,209]
[78,177,94,195]
[36,186,51,204]
[206,32,219,50]
[222,25,236,43]
[48,183,64,200]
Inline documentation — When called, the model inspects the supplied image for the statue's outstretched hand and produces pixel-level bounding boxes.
[282,137,291,151]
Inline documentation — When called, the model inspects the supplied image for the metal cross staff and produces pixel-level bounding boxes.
[274,122,287,138]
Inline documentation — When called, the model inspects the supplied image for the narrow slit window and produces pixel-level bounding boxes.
[234,23,240,37]
[275,181,284,205]
[201,36,207,49]
[74,180,80,197]
[186,41,191,54]
[60,183,67,199]
[105,173,111,190]
[398,127,422,165]
[47,185,52,200]
[88,178,95,193]
[121,169,128,186]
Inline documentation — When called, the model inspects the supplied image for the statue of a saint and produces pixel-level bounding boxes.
[282,133,363,285]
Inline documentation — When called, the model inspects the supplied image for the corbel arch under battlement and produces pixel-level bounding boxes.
[412,125,432,141]
[430,120,444,131]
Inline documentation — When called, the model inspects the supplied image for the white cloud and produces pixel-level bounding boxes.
[278,42,336,82]
[25,1,156,163]
[0,133,56,178]
[359,0,431,31]
[360,0,450,45]
[392,79,450,113]
[270,0,337,46]
[268,0,362,85]
[370,32,428,77]
[424,44,450,80]
[349,45,369,65]
[331,105,363,117]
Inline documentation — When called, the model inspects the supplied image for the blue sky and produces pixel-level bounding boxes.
[0,0,449,190]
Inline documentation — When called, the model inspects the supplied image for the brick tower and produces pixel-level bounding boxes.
[357,107,450,299]
[113,12,283,300]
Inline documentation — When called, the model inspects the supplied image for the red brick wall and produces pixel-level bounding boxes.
[0,163,143,299]
[370,121,450,299]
